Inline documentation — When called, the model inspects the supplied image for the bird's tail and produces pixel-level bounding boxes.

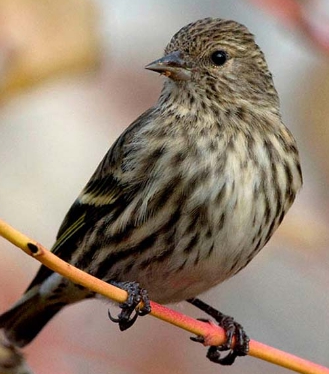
[0,286,65,347]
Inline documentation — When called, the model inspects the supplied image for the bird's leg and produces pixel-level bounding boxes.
[187,297,249,365]
[108,281,151,331]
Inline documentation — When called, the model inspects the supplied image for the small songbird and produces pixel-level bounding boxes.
[0,18,302,365]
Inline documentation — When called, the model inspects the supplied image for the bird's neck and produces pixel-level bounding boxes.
[157,79,282,132]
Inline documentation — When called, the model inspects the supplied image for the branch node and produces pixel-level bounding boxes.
[27,242,39,255]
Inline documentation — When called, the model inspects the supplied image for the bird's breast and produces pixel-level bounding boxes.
[85,118,302,304]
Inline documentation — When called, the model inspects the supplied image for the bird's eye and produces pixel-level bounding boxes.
[210,50,228,66]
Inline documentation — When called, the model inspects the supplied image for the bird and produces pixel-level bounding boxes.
[0,17,302,365]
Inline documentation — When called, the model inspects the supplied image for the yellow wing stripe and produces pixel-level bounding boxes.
[52,214,86,252]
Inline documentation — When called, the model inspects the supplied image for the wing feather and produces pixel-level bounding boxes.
[26,109,154,291]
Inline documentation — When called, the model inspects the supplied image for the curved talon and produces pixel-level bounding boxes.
[118,311,139,331]
[190,335,205,343]
[108,309,120,323]
[108,307,139,331]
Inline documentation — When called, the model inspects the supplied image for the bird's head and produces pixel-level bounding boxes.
[146,18,279,111]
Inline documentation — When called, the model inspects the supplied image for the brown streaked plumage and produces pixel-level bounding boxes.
[0,18,302,365]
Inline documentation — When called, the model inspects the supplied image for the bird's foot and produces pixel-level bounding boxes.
[108,281,151,331]
[187,298,249,365]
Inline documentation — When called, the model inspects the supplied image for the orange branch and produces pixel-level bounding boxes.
[0,218,328,374]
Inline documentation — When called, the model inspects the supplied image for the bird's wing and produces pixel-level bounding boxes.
[26,109,153,291]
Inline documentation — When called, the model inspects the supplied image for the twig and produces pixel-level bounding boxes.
[0,218,328,374]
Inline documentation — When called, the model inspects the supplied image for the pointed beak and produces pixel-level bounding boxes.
[145,51,191,81]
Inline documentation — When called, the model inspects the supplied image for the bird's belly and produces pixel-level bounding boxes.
[117,203,265,304]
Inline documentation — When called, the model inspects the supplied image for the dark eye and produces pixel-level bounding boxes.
[210,50,228,66]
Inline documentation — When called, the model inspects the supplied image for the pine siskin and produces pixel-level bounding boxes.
[0,18,302,365]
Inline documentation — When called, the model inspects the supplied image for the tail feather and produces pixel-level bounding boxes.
[0,286,65,348]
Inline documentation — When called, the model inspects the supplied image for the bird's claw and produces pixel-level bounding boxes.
[108,281,151,331]
[187,298,249,365]
[204,316,249,365]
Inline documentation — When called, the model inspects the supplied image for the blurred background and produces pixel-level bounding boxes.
[0,0,329,373]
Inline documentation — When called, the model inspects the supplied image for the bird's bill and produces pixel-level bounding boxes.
[145,51,191,81]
